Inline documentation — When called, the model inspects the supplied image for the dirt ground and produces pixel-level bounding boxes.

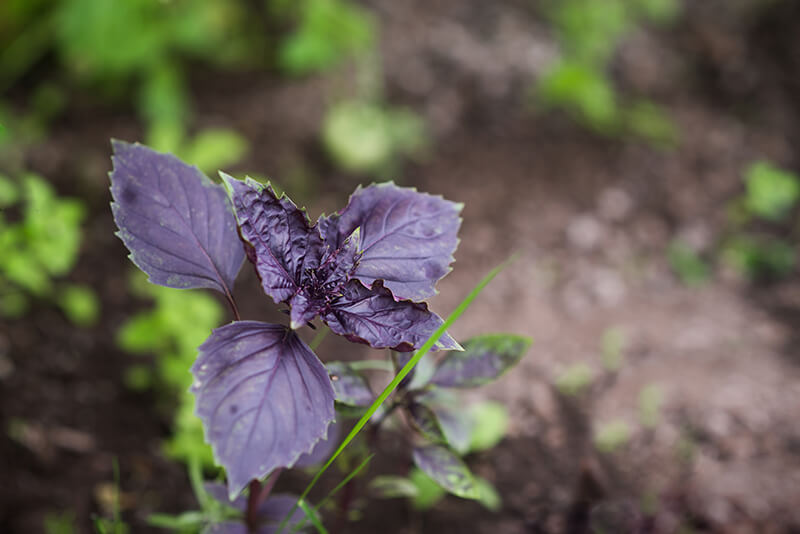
[2,1,800,533]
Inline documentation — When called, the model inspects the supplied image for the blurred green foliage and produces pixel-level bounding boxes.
[537,0,679,145]
[594,419,631,453]
[743,161,800,222]
[722,234,795,279]
[667,240,711,288]
[721,161,799,280]
[372,469,501,512]
[0,0,259,145]
[0,172,98,323]
[118,272,224,467]
[467,401,509,453]
[600,326,627,371]
[638,384,663,429]
[555,362,594,396]
[271,0,374,76]
[668,161,799,283]
[323,100,427,176]
[43,511,76,534]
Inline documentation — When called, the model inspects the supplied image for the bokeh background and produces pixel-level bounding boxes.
[2,0,800,532]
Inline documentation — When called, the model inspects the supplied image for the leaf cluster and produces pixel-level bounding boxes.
[330,334,530,506]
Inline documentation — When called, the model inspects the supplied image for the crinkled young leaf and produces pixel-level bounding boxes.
[326,362,374,407]
[412,444,480,500]
[191,321,335,500]
[322,279,461,352]
[109,141,245,295]
[288,227,362,329]
[430,333,531,388]
[223,175,324,305]
[319,182,462,301]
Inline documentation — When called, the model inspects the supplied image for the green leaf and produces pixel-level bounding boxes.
[668,240,710,288]
[57,284,99,326]
[744,161,800,221]
[370,476,419,499]
[594,420,630,453]
[538,61,618,131]
[0,291,29,318]
[0,174,18,207]
[555,363,594,396]
[412,444,480,500]
[468,401,509,453]
[638,384,663,429]
[147,511,206,530]
[278,0,373,75]
[181,128,249,175]
[635,0,680,23]
[624,100,678,146]
[323,101,392,173]
[409,468,446,510]
[722,235,796,279]
[475,477,502,512]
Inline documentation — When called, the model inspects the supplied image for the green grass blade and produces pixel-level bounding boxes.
[297,499,329,534]
[290,454,374,533]
[276,257,513,533]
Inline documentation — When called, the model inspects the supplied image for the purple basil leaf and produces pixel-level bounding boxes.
[423,400,473,455]
[294,420,341,468]
[223,175,323,306]
[326,362,374,407]
[430,334,531,388]
[109,141,245,295]
[412,444,480,500]
[319,182,462,301]
[407,401,447,444]
[191,321,335,500]
[322,279,462,352]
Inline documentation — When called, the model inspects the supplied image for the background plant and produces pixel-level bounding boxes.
[0,171,98,323]
[535,0,679,145]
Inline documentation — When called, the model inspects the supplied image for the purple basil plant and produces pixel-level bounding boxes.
[110,141,462,490]
[110,141,530,533]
